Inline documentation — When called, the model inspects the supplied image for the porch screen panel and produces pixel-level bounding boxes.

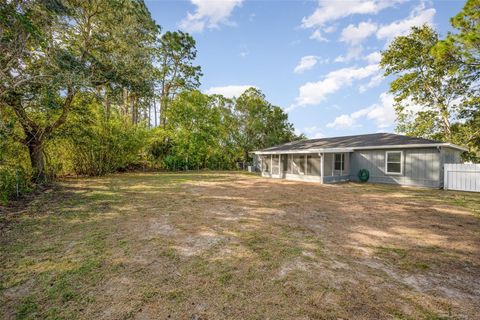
[307,154,320,176]
[287,155,293,174]
[261,156,270,173]
[272,155,280,175]
[292,155,306,174]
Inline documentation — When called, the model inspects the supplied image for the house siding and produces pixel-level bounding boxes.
[439,147,464,188]
[254,146,464,188]
[350,148,442,188]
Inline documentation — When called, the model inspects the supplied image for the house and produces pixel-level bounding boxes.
[253,133,467,188]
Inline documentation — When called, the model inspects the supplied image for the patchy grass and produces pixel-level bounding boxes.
[1,172,479,319]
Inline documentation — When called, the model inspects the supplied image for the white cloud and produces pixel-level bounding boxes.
[334,46,364,62]
[327,92,396,129]
[294,56,319,74]
[180,0,243,33]
[366,92,397,128]
[205,85,255,98]
[359,74,383,92]
[340,21,377,46]
[365,51,382,64]
[323,25,337,33]
[302,0,403,29]
[326,114,358,129]
[291,64,379,109]
[303,126,325,139]
[287,64,379,111]
[376,4,435,42]
[310,29,328,42]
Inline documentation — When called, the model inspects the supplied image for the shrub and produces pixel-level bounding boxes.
[0,166,31,204]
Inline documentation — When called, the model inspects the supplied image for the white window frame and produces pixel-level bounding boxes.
[385,151,403,175]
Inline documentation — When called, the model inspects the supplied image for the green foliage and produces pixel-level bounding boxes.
[382,20,478,160]
[53,95,150,176]
[154,30,202,127]
[1,0,159,182]
[0,166,31,204]
[152,89,299,169]
[163,91,241,170]
[235,88,299,162]
[0,1,299,203]
[432,0,479,81]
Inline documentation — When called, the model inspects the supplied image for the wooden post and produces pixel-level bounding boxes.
[305,154,308,175]
[340,153,343,176]
[270,155,273,175]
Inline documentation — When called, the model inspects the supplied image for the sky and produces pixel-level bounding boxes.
[145,0,465,139]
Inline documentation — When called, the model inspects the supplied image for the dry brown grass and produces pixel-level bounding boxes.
[1,171,479,319]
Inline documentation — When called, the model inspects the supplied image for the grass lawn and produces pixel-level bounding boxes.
[1,172,479,319]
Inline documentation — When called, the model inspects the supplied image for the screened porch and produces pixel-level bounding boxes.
[258,151,351,183]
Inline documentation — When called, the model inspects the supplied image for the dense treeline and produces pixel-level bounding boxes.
[0,0,299,202]
[1,0,478,204]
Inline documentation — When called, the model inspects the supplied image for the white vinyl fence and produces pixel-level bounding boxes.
[444,163,480,192]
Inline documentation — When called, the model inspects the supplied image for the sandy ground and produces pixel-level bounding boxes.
[1,172,479,319]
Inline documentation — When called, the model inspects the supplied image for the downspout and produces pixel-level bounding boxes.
[319,153,324,184]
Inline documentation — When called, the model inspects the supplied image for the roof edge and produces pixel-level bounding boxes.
[253,143,468,154]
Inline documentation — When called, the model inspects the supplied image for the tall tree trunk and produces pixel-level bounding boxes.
[160,96,168,128]
[27,135,47,183]
[154,97,157,127]
[148,99,151,128]
[131,95,136,124]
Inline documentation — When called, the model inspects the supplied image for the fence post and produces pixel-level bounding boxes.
[444,164,448,190]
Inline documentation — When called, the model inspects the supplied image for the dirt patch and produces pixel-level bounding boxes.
[1,172,479,319]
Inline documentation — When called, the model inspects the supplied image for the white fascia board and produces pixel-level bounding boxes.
[253,148,354,155]
[352,143,468,152]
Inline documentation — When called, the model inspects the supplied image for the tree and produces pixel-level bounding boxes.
[155,31,202,128]
[432,0,479,161]
[0,0,157,182]
[234,88,298,162]
[164,91,240,169]
[432,0,479,82]
[381,25,475,141]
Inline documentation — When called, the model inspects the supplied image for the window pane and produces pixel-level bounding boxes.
[334,161,342,170]
[307,155,320,175]
[272,155,279,174]
[387,162,401,173]
[334,153,344,170]
[387,152,401,163]
[261,156,270,172]
[292,155,305,174]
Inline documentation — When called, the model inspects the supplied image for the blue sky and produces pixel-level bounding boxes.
[145,0,464,139]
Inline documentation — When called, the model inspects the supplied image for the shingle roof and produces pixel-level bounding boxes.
[260,133,444,152]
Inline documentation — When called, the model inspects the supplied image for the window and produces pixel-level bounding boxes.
[261,156,270,173]
[385,151,403,174]
[307,154,320,175]
[334,153,344,171]
[292,155,305,174]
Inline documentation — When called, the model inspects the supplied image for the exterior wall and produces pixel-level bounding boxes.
[350,148,442,188]
[439,147,464,188]
[441,147,463,164]
[257,147,462,188]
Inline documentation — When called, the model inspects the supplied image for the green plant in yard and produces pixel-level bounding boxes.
[0,166,31,204]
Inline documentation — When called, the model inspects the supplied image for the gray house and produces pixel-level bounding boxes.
[253,133,467,188]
